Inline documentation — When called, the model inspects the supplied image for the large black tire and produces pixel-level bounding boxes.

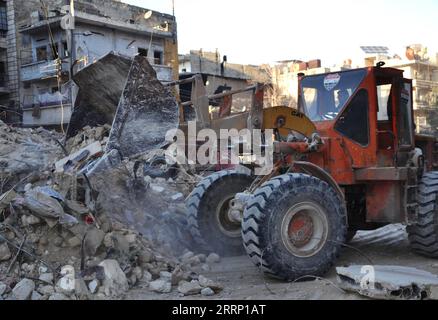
[186,170,254,256]
[242,174,347,281]
[407,172,438,257]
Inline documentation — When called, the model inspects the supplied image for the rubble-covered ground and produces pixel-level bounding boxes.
[0,120,223,300]
[126,225,438,300]
[2,119,438,301]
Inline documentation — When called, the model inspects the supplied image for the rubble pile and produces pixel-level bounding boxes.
[0,123,223,300]
[0,120,63,192]
[64,125,111,154]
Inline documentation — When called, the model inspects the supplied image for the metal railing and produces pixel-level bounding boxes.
[22,93,70,110]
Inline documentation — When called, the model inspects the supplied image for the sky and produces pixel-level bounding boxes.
[123,0,438,66]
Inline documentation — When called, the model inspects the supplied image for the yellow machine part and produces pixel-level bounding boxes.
[263,106,316,138]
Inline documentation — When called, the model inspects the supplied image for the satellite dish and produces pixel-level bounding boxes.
[144,11,153,20]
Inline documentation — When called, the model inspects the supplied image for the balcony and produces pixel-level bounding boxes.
[21,59,70,82]
[22,92,72,127]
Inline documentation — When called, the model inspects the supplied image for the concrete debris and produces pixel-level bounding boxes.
[198,275,223,293]
[201,264,211,272]
[21,215,41,226]
[159,271,173,282]
[171,193,184,201]
[206,253,221,264]
[39,273,54,284]
[201,287,215,297]
[0,120,63,190]
[65,125,111,155]
[31,291,43,301]
[88,280,99,294]
[38,285,55,296]
[75,278,91,300]
[149,279,172,294]
[22,187,78,227]
[12,278,35,300]
[0,71,213,302]
[56,266,76,295]
[0,282,7,296]
[55,141,103,174]
[84,229,105,256]
[49,293,69,301]
[337,265,438,300]
[181,251,195,262]
[0,190,17,210]
[0,243,11,261]
[151,185,165,194]
[178,280,203,296]
[99,260,129,297]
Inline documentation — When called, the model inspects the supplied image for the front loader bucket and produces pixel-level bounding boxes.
[67,53,132,139]
[68,52,179,158]
[106,55,179,158]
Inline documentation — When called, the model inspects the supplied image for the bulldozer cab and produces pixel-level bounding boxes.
[298,66,418,224]
[298,66,415,172]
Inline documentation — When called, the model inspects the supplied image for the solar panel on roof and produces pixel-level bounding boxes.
[360,46,390,54]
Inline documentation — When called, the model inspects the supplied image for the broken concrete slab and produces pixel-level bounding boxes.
[55,141,103,174]
[178,280,203,296]
[23,187,65,220]
[0,243,11,261]
[198,275,223,293]
[99,260,129,297]
[337,265,438,300]
[84,229,105,256]
[149,279,172,294]
[12,279,35,300]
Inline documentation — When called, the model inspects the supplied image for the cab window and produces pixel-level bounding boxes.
[334,89,370,146]
[300,69,367,122]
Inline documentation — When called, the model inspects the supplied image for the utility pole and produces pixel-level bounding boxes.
[172,0,175,17]
[70,0,75,78]
[61,0,75,136]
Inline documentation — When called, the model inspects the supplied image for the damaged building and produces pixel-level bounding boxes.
[5,0,178,128]
[178,49,270,114]
[0,0,20,124]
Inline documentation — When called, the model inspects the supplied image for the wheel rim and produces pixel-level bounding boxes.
[281,202,329,258]
[215,195,241,238]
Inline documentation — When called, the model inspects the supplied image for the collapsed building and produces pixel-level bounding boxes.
[178,49,270,116]
[0,53,225,301]
[4,0,179,128]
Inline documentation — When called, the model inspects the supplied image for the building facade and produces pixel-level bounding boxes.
[0,0,21,124]
[268,46,438,137]
[6,0,178,127]
[179,49,270,113]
